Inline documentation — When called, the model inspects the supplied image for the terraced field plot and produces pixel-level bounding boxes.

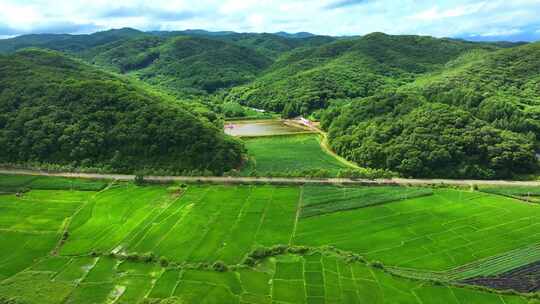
[0,188,96,281]
[0,252,528,304]
[295,188,540,271]
[241,134,348,176]
[301,185,433,217]
[480,185,540,203]
[61,184,300,264]
[0,176,539,303]
[0,174,108,192]
[463,260,540,293]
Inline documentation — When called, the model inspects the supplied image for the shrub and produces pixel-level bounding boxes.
[370,261,384,269]
[141,253,156,263]
[212,261,228,272]
[249,247,270,259]
[243,257,256,267]
[159,257,169,267]
[134,174,145,186]
[288,246,309,254]
[337,168,395,179]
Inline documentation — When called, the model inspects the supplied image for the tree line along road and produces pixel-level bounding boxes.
[2,168,540,187]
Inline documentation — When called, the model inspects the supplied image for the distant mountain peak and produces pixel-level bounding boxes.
[274,32,316,39]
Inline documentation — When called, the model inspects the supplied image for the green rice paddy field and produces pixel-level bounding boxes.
[0,174,539,303]
[241,134,349,176]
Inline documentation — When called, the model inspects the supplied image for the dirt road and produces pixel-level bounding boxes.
[2,168,540,187]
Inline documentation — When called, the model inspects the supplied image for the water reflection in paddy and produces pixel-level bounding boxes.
[224,120,307,137]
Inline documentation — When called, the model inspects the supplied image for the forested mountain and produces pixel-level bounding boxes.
[213,33,336,59]
[148,30,334,58]
[226,33,502,117]
[320,42,540,178]
[82,36,273,96]
[0,28,147,53]
[407,43,540,136]
[1,28,538,179]
[0,49,244,174]
[0,29,336,95]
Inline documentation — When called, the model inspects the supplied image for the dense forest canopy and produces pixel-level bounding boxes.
[0,28,337,97]
[225,33,504,117]
[83,36,273,96]
[0,29,538,178]
[0,28,148,54]
[0,49,244,174]
[323,93,537,178]
[321,42,540,178]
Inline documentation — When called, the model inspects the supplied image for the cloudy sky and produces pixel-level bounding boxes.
[1,0,540,41]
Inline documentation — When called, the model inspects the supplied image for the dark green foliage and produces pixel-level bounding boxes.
[215,33,336,59]
[212,261,228,272]
[0,29,336,97]
[159,257,169,267]
[2,29,539,179]
[0,28,147,53]
[410,44,540,137]
[325,94,537,178]
[247,245,289,261]
[133,173,144,186]
[147,30,335,59]
[84,36,272,96]
[321,42,540,178]
[0,49,244,174]
[226,33,498,116]
[82,36,166,72]
[336,168,395,179]
[221,102,247,118]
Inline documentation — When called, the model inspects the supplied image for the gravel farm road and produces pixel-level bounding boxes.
[2,168,540,187]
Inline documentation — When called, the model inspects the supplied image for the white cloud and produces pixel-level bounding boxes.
[478,28,523,37]
[409,2,486,21]
[219,0,263,14]
[0,0,538,40]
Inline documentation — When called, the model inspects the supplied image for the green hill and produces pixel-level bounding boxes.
[83,36,273,96]
[320,42,540,179]
[0,49,244,174]
[149,31,336,59]
[0,28,147,53]
[0,29,336,96]
[406,43,540,136]
[226,33,500,116]
[216,33,336,59]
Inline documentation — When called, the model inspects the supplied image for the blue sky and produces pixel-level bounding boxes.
[0,0,539,41]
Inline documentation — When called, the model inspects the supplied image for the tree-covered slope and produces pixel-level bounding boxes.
[321,42,540,179]
[0,29,336,96]
[226,33,500,116]
[0,28,147,53]
[406,43,540,136]
[84,36,273,96]
[216,33,336,59]
[148,30,336,59]
[0,49,244,174]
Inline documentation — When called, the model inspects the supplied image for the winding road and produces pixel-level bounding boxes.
[2,168,540,187]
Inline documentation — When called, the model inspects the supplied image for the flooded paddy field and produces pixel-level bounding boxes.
[224,120,313,137]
